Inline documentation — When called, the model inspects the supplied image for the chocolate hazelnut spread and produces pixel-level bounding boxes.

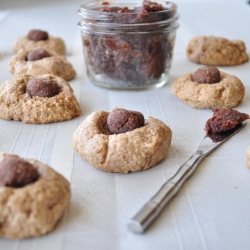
[27,29,48,41]
[0,155,39,188]
[78,1,179,88]
[27,48,51,61]
[26,78,60,98]
[193,66,220,84]
[205,108,249,133]
[107,108,145,134]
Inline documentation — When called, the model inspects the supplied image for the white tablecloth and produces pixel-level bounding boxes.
[0,0,250,249]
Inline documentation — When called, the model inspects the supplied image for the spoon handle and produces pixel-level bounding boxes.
[127,153,203,233]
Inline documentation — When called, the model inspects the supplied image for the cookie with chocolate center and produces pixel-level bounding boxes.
[13,29,66,55]
[9,49,76,81]
[72,109,172,173]
[172,68,245,109]
[0,74,81,124]
[0,153,70,239]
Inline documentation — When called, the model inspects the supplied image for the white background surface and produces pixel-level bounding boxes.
[0,0,250,249]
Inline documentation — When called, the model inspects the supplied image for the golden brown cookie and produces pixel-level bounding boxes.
[246,147,250,169]
[0,74,81,123]
[186,36,249,66]
[9,49,76,81]
[13,30,66,55]
[171,70,245,109]
[72,110,172,173]
[0,152,70,239]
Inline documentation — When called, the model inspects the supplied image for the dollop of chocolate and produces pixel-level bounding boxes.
[27,29,48,41]
[27,48,51,61]
[205,108,249,133]
[26,78,60,97]
[193,66,220,84]
[0,155,39,188]
[107,108,145,134]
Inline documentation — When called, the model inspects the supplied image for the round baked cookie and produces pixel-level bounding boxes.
[246,146,250,169]
[186,36,249,66]
[9,49,76,81]
[72,110,172,173]
[13,31,66,55]
[171,71,245,109]
[0,74,81,123]
[0,152,70,239]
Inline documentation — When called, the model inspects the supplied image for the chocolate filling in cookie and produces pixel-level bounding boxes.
[193,66,220,84]
[27,48,51,61]
[26,77,60,97]
[27,29,49,41]
[0,155,39,188]
[107,108,145,134]
[205,108,249,133]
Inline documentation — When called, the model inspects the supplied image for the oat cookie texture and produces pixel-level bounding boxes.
[171,71,245,109]
[0,152,70,239]
[9,49,76,81]
[187,36,248,66]
[13,35,66,55]
[72,111,172,173]
[0,74,81,123]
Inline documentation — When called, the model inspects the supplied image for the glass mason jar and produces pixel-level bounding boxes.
[78,1,179,89]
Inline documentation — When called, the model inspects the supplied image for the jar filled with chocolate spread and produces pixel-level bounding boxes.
[78,0,179,89]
